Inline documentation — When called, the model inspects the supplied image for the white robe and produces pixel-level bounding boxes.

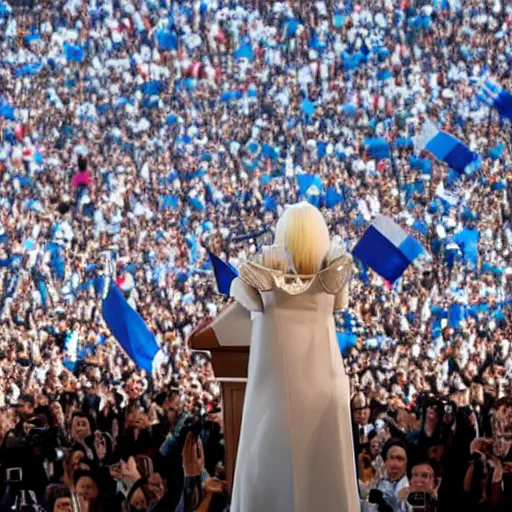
[230,262,360,512]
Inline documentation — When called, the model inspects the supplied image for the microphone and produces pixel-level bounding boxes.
[231,228,269,243]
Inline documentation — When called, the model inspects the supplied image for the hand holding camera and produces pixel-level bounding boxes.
[407,491,437,512]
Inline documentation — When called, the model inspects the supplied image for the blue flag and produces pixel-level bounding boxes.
[189,197,205,211]
[377,69,392,81]
[409,155,432,174]
[16,62,42,77]
[220,91,241,103]
[333,14,345,28]
[156,30,177,51]
[284,19,302,38]
[341,104,357,117]
[337,332,357,354]
[365,138,390,160]
[141,81,164,97]
[343,51,366,70]
[488,142,504,161]
[102,285,159,372]
[0,2,12,16]
[64,43,85,63]
[234,41,253,62]
[0,102,15,121]
[208,251,238,295]
[302,98,316,117]
[454,228,479,266]
[325,186,344,208]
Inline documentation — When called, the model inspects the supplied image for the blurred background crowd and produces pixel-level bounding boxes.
[0,0,511,510]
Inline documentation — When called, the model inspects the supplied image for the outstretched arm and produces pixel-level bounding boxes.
[230,273,264,313]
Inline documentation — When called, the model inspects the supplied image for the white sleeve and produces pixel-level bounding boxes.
[230,277,263,313]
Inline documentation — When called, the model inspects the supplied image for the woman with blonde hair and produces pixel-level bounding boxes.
[230,201,359,512]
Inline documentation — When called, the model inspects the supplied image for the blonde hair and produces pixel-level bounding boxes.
[261,245,289,273]
[274,202,330,275]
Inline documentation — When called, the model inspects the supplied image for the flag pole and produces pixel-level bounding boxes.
[387,117,402,208]
[506,119,512,157]
[102,250,115,300]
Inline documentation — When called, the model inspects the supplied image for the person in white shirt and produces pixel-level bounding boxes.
[352,391,376,445]
[366,440,410,511]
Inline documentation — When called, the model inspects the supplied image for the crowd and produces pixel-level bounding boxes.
[0,0,511,510]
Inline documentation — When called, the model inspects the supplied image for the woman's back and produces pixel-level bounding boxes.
[230,254,360,512]
[248,281,342,397]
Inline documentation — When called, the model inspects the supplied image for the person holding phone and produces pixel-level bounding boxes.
[398,461,440,512]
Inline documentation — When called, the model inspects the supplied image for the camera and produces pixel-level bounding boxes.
[368,489,393,512]
[176,417,204,454]
[407,491,436,511]
[6,467,23,483]
[26,427,50,446]
[182,420,202,440]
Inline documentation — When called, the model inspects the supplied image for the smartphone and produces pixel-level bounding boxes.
[407,490,434,511]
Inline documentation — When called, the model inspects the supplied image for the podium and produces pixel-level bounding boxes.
[189,302,251,493]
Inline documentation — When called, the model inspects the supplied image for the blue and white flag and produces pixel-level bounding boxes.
[435,184,459,207]
[0,1,12,17]
[297,174,323,207]
[185,234,200,265]
[297,174,323,196]
[352,215,428,283]
[413,120,481,174]
[64,331,79,370]
[102,284,160,372]
[474,75,512,122]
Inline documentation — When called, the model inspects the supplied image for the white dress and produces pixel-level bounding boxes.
[230,251,360,512]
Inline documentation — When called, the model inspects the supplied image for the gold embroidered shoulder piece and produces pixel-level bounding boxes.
[269,272,316,296]
[239,262,275,292]
[239,241,352,296]
[317,254,354,295]
[240,262,317,295]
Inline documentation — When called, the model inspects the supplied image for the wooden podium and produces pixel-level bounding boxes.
[189,303,251,494]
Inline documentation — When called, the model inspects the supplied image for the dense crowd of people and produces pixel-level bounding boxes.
[0,0,511,510]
